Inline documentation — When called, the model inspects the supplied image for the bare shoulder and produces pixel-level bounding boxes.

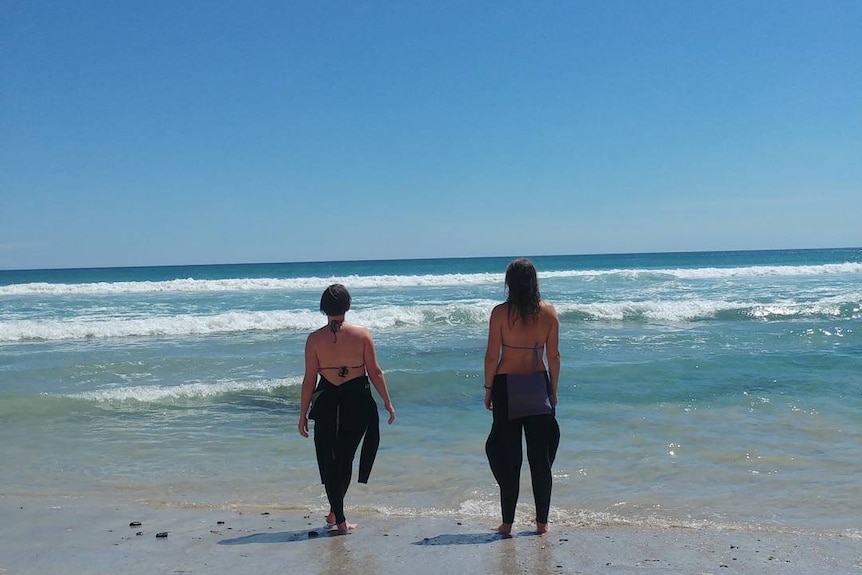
[540,301,559,318]
[305,329,322,352]
[343,322,373,341]
[490,303,509,319]
[308,326,329,341]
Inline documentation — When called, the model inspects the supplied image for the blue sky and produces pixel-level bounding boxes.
[2,1,860,270]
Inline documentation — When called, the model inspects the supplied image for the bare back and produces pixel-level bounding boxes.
[489,301,559,375]
[299,315,393,438]
[307,322,368,384]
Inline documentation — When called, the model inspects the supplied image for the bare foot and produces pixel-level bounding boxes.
[336,521,357,535]
[536,521,549,534]
[325,512,336,525]
[494,523,513,535]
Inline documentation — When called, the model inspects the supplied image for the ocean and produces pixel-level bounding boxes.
[1,248,860,537]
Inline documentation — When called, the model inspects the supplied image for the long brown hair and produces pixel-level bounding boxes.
[505,258,541,322]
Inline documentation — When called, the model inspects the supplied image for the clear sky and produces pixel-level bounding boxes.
[2,1,860,270]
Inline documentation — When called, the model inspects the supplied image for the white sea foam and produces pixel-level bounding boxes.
[544,262,862,281]
[67,377,299,404]
[2,262,860,296]
[0,301,500,342]
[556,299,734,322]
[0,309,323,341]
[1,296,858,342]
[661,262,862,280]
[557,295,862,322]
[356,499,788,532]
[0,273,503,296]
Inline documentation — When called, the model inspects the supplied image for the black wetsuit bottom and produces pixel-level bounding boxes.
[311,376,377,525]
[485,373,560,524]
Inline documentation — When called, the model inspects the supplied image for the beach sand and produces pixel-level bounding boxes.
[1,495,860,574]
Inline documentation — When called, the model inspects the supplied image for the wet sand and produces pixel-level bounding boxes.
[1,494,860,574]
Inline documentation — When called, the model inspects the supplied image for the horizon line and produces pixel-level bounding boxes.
[1,245,860,274]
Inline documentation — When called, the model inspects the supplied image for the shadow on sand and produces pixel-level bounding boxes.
[219,528,540,546]
[412,532,516,546]
[218,527,342,545]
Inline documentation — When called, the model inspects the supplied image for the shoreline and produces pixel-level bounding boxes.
[2,494,860,574]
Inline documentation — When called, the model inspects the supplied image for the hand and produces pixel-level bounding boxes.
[550,393,558,407]
[385,403,396,424]
[298,415,309,438]
[484,387,493,411]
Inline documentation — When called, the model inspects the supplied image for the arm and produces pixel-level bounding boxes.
[298,334,319,437]
[483,305,503,411]
[545,304,561,406]
[363,330,395,424]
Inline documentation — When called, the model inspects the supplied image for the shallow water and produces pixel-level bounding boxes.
[1,249,860,535]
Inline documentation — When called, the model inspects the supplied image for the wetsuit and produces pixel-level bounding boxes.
[485,343,560,525]
[308,375,380,524]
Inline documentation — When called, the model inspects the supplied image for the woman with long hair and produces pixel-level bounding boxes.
[484,259,561,535]
[298,284,396,535]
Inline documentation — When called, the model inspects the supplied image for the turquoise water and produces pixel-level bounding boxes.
[1,249,860,535]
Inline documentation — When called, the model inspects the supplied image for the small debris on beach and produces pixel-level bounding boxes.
[216,521,225,525]
[135,532,143,536]
[308,530,319,538]
[156,532,169,538]
[129,521,142,527]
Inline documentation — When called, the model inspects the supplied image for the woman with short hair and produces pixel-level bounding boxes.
[298,284,396,535]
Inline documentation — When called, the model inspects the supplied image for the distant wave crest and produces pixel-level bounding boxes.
[2,262,861,296]
[0,303,497,342]
[556,295,862,322]
[0,273,502,296]
[67,377,299,404]
[1,297,859,342]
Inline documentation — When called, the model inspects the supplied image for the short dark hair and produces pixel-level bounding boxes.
[320,284,351,316]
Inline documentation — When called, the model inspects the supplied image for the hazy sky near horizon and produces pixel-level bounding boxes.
[2,1,860,270]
